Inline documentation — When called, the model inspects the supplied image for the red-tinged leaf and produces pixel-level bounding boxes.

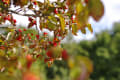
[28,23,33,28]
[88,0,104,21]
[36,54,42,59]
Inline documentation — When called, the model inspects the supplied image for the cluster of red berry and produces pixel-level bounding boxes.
[54,6,68,14]
[0,14,17,25]
[28,17,37,28]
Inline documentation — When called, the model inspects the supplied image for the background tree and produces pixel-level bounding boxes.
[63,22,120,80]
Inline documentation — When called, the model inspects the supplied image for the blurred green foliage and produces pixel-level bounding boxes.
[63,22,120,80]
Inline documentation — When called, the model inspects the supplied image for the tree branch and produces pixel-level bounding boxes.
[9,10,41,17]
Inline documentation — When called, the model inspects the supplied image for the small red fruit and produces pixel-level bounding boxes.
[46,50,52,58]
[31,33,33,36]
[28,17,33,22]
[28,36,31,40]
[13,19,17,23]
[16,35,22,41]
[32,20,36,25]
[36,34,39,39]
[23,29,27,31]
[54,8,58,14]
[33,1,37,5]
[18,29,22,32]
[53,42,57,47]
[43,32,48,35]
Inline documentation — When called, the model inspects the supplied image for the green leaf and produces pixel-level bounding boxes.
[88,0,104,21]
[47,21,56,31]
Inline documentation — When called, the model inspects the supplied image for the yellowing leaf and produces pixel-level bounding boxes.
[72,24,78,35]
[76,56,93,73]
[88,0,104,21]
[75,7,89,30]
[81,28,86,34]
[57,14,65,31]
[0,39,3,43]
[47,21,56,31]
[68,58,75,69]
[76,3,83,15]
[21,0,28,6]
[87,24,93,33]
